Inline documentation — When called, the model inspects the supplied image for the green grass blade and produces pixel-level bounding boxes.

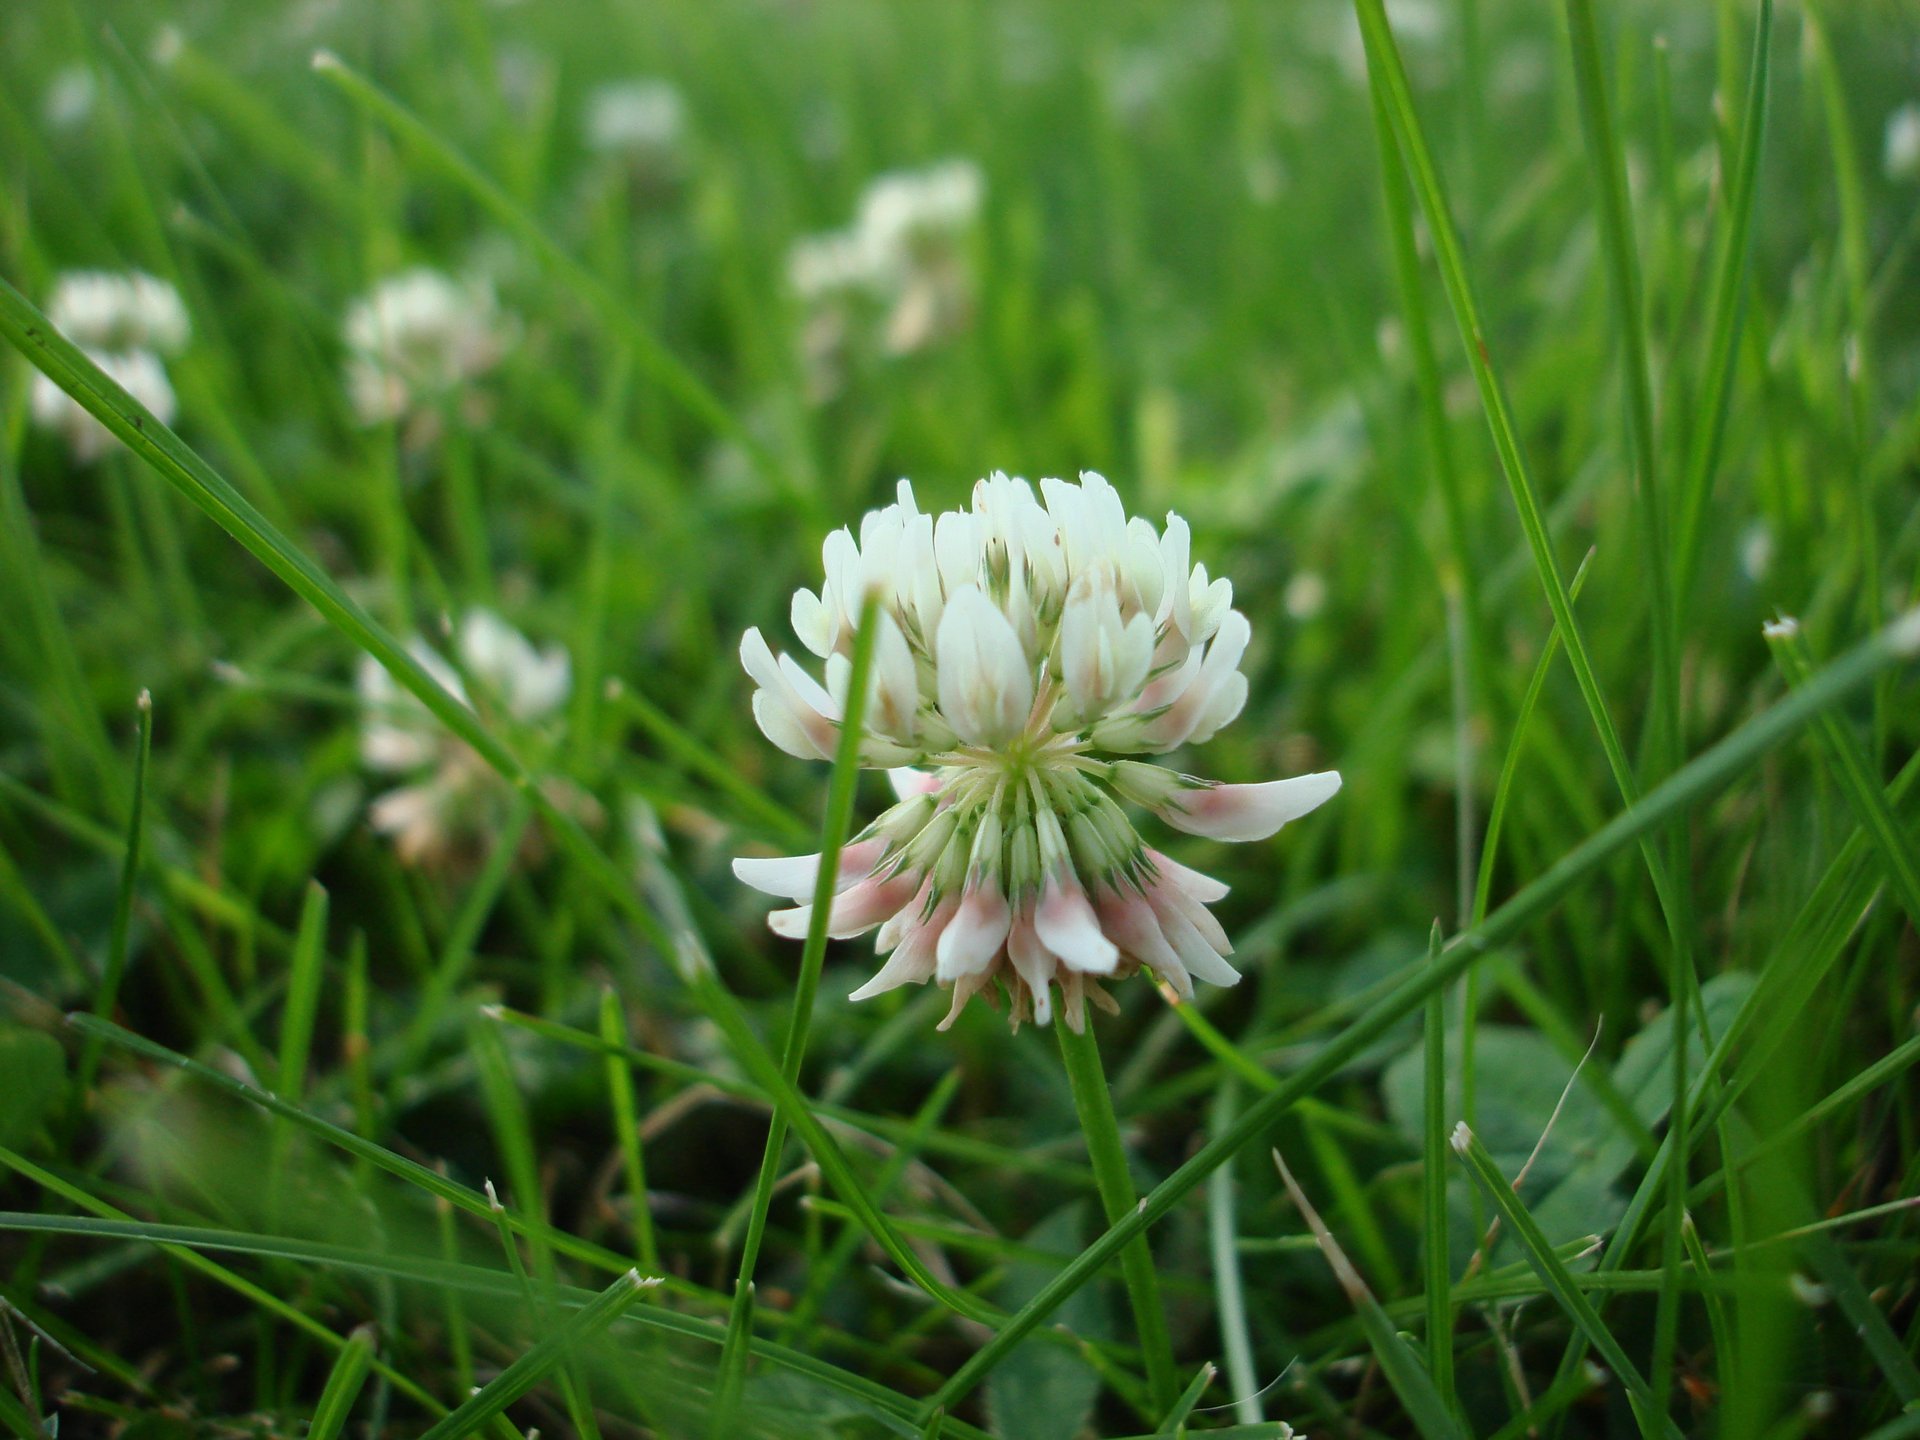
[1672,0,1774,602]
[1151,1362,1216,1437]
[711,594,881,1431]
[307,1323,377,1440]
[78,689,153,1094]
[1451,1127,1680,1440]
[1273,1149,1465,1440]
[1563,0,1676,774]
[1420,922,1455,1412]
[599,989,658,1274]
[1059,1016,1178,1416]
[415,1270,650,1440]
[1205,1082,1262,1424]
[1766,619,1920,930]
[277,880,330,1100]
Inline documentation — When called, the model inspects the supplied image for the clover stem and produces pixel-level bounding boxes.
[1056,1017,1179,1416]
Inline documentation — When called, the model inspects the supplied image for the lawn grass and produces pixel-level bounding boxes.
[2,0,1919,1435]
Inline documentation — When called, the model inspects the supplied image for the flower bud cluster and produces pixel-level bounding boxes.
[737,472,1340,1030]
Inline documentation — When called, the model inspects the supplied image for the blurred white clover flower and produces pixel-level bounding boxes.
[342,268,512,431]
[584,78,688,181]
[30,270,191,464]
[735,472,1340,1032]
[786,158,985,397]
[357,609,572,866]
[1885,103,1920,183]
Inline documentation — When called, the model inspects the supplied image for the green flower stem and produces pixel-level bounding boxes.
[1056,1018,1178,1417]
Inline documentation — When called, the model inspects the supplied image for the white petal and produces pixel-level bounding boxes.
[1156,772,1342,842]
[1143,848,1230,904]
[1006,908,1056,1025]
[791,588,834,658]
[935,882,1013,980]
[1098,889,1192,999]
[888,767,943,800]
[1034,874,1118,974]
[850,894,955,999]
[752,688,831,760]
[731,838,885,900]
[935,585,1035,746]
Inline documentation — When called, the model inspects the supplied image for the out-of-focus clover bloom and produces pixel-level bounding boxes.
[357,609,572,866]
[1885,103,1920,183]
[734,473,1340,1031]
[30,270,192,464]
[342,268,511,434]
[786,158,984,398]
[584,78,688,187]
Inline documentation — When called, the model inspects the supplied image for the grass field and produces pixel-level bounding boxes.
[3,0,1920,1435]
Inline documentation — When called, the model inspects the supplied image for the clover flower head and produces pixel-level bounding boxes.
[584,78,687,172]
[358,608,571,865]
[31,271,191,464]
[735,472,1340,1032]
[342,268,511,428]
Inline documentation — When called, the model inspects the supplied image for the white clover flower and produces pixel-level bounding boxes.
[786,158,986,395]
[1886,103,1920,183]
[854,160,984,269]
[30,349,178,465]
[735,473,1341,1032]
[342,268,511,428]
[46,270,192,356]
[358,609,571,865]
[43,65,99,131]
[30,271,191,464]
[584,78,687,171]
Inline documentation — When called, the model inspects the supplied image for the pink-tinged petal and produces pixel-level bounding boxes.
[1133,610,1249,751]
[1147,891,1241,987]
[888,767,943,800]
[1148,874,1233,957]
[875,874,938,954]
[1142,848,1229,904]
[732,838,885,901]
[1006,907,1056,1026]
[1035,873,1119,975]
[768,867,919,941]
[850,894,957,1000]
[1096,888,1192,999]
[1156,771,1342,843]
[935,882,1013,980]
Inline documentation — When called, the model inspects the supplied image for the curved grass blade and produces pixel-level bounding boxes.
[1451,1126,1682,1440]
[415,1270,649,1440]
[308,1324,377,1440]
[78,689,153,1095]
